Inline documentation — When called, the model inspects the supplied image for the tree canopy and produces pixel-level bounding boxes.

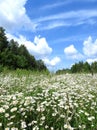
[56,61,97,74]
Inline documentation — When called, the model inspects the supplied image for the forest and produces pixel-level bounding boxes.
[0,27,48,72]
[56,61,97,74]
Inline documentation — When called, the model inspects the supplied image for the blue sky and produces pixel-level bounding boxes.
[0,0,97,71]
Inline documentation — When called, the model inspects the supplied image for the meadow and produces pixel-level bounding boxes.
[0,70,97,130]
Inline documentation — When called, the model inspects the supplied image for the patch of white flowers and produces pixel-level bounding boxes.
[0,72,97,129]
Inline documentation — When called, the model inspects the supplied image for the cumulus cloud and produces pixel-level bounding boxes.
[43,57,61,67]
[64,44,77,55]
[33,36,52,57]
[64,44,83,59]
[83,36,97,57]
[6,33,60,69]
[0,0,36,32]
[6,33,52,58]
[86,58,97,64]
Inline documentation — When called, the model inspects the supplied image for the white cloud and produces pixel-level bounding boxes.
[37,21,70,30]
[64,44,83,59]
[43,57,61,66]
[64,36,97,61]
[6,32,62,70]
[34,10,97,22]
[33,36,52,57]
[6,33,52,58]
[0,0,36,32]
[40,0,96,11]
[34,9,97,30]
[40,1,71,10]
[64,45,77,55]
[83,36,97,57]
[6,32,61,70]
[86,58,97,64]
[0,0,97,32]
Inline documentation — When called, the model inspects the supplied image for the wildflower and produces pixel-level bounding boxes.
[12,96,16,100]
[10,115,15,119]
[22,112,26,116]
[3,105,9,110]
[0,123,2,127]
[60,114,65,118]
[12,100,18,105]
[51,127,54,130]
[45,125,48,129]
[28,122,32,126]
[64,105,69,110]
[79,125,81,128]
[85,112,89,116]
[82,125,86,129]
[41,116,45,121]
[10,107,17,112]
[0,107,5,113]
[33,126,39,130]
[5,113,9,117]
[64,124,68,128]
[19,107,24,112]
[32,121,37,125]
[64,124,74,130]
[7,122,13,126]
[88,116,95,121]
[52,113,57,116]
[21,121,27,129]
[5,128,10,130]
[91,124,94,127]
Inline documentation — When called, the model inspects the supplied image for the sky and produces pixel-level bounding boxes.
[0,0,97,71]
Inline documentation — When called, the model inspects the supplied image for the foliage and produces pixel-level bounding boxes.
[56,61,97,74]
[56,68,71,74]
[71,61,94,74]
[0,27,48,72]
[0,27,8,52]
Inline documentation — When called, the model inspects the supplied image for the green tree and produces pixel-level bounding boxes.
[83,62,91,73]
[71,63,78,73]
[27,55,37,69]
[0,27,8,52]
[16,55,28,69]
[91,62,97,73]
[9,39,19,55]
[18,45,37,69]
[18,45,29,57]
[0,48,16,69]
[36,60,47,71]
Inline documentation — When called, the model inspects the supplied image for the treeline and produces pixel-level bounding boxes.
[0,27,48,72]
[56,61,97,74]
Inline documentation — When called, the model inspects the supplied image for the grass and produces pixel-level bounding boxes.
[0,70,97,130]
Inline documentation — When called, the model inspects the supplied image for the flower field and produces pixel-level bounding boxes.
[0,71,97,130]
